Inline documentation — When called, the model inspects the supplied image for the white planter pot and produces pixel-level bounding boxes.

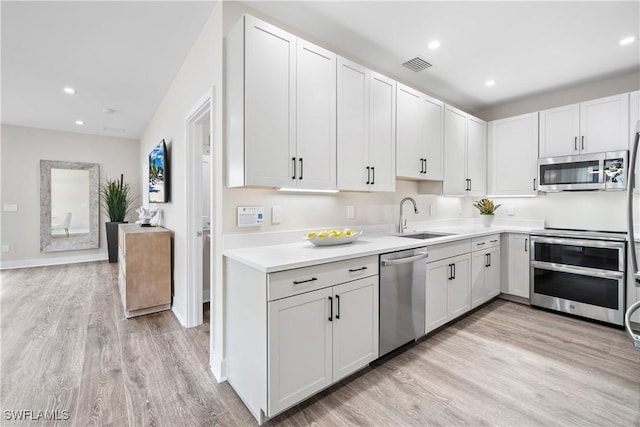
[480,215,495,227]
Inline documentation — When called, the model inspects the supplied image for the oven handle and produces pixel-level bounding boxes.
[530,235,626,250]
[531,260,624,280]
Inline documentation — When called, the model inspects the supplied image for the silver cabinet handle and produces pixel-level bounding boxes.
[381,252,428,266]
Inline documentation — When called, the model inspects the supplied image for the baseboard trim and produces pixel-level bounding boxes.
[0,253,108,270]
[210,353,226,383]
[172,303,187,327]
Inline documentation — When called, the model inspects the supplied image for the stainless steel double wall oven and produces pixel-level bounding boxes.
[530,228,626,326]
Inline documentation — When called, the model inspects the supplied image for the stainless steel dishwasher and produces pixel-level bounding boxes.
[379,247,428,356]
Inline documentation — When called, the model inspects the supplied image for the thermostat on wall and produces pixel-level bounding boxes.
[237,206,264,227]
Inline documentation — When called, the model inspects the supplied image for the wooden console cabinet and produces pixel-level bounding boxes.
[118,224,172,318]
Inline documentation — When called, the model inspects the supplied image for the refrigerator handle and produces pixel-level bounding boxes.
[626,121,640,286]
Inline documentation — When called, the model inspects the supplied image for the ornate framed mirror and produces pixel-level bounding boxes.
[40,160,100,252]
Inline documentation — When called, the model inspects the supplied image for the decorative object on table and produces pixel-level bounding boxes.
[303,228,362,246]
[150,209,163,227]
[473,198,501,227]
[135,206,158,227]
[149,139,169,203]
[100,174,135,262]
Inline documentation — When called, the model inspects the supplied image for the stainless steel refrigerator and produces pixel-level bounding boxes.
[626,120,640,347]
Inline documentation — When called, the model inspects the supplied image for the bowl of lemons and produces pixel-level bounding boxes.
[303,228,362,246]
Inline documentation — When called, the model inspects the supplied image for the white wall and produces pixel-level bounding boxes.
[138,4,223,327]
[0,125,140,268]
[477,71,640,121]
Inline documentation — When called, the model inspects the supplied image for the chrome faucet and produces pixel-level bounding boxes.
[398,197,419,233]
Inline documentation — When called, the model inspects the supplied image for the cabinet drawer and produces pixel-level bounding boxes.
[427,240,471,263]
[268,255,378,301]
[471,234,500,252]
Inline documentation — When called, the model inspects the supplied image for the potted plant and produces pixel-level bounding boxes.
[100,174,135,262]
[473,198,501,227]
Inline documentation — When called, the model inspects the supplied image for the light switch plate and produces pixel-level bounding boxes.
[1,245,9,253]
[507,206,515,216]
[347,205,355,220]
[272,206,282,224]
[3,204,17,212]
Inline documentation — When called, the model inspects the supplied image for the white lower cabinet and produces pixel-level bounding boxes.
[425,241,472,333]
[502,233,530,299]
[471,235,501,308]
[268,276,378,415]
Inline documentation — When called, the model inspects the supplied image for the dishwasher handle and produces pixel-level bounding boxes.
[381,252,428,266]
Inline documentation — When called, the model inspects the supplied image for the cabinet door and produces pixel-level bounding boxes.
[268,287,333,415]
[337,57,369,191]
[630,91,640,193]
[488,112,539,196]
[426,258,450,332]
[244,16,296,187]
[580,93,629,154]
[443,105,468,195]
[470,251,487,308]
[332,277,379,382]
[485,247,501,299]
[448,254,471,319]
[423,95,445,180]
[369,72,396,192]
[539,103,580,158]
[296,40,336,189]
[466,115,487,196]
[396,84,425,179]
[507,234,530,298]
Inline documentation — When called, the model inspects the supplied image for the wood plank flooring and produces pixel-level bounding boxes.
[2,261,639,426]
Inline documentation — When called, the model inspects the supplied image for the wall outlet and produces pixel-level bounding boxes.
[507,206,515,216]
[2,204,17,212]
[272,206,282,224]
[347,205,355,220]
[1,244,9,253]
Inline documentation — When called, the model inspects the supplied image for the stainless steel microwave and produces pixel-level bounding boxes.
[538,150,628,192]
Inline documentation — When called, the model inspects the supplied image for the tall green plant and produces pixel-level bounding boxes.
[100,174,134,222]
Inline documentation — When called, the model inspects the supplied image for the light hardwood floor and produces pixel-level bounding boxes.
[1,261,639,426]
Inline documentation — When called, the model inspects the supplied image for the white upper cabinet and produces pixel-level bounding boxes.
[226,15,336,189]
[296,40,337,189]
[488,112,539,196]
[396,83,444,181]
[337,57,396,191]
[467,116,487,196]
[539,93,629,157]
[443,105,486,196]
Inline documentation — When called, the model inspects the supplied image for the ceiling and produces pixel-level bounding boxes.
[1,1,638,141]
[244,0,640,112]
[1,1,215,139]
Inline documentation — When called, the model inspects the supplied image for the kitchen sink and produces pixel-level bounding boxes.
[398,232,453,240]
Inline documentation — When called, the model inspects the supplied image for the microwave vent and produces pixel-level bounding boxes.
[402,57,432,72]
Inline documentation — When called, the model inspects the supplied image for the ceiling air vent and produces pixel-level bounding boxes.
[402,57,432,72]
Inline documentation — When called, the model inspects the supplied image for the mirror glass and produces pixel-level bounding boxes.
[40,160,99,252]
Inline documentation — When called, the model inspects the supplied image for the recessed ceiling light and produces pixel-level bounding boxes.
[620,36,636,46]
[485,80,496,87]
[428,40,441,50]
[75,120,84,126]
[63,87,76,94]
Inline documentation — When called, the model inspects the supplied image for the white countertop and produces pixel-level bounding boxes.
[223,224,539,273]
